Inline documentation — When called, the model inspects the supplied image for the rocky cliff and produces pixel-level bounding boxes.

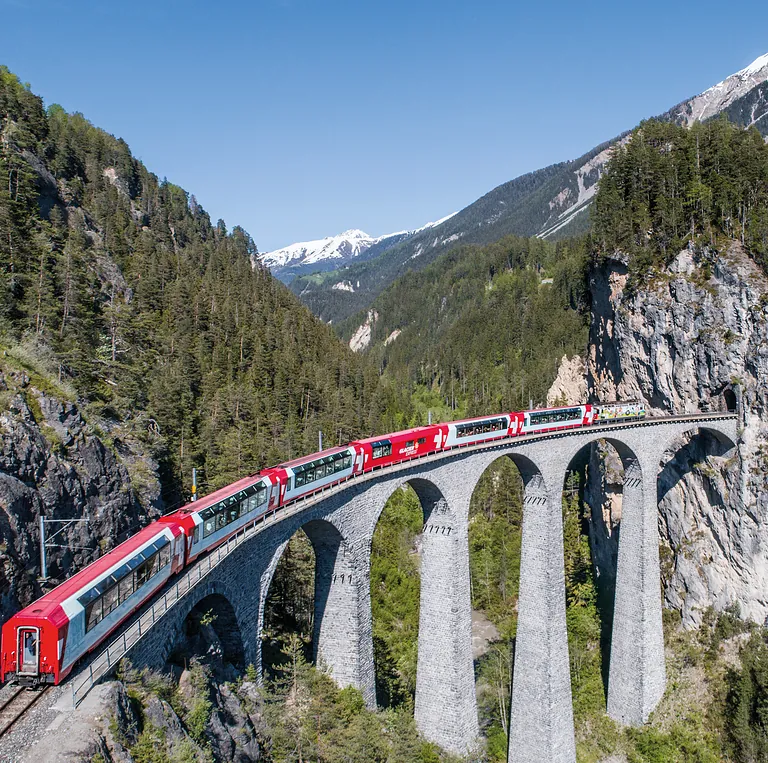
[585,241,768,626]
[0,353,164,625]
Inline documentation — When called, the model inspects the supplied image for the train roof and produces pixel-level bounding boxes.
[352,425,438,445]
[10,522,180,621]
[267,445,352,471]
[169,472,267,515]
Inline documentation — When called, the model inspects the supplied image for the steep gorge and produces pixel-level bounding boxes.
[585,242,768,627]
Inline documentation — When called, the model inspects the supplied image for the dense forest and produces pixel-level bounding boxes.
[0,66,413,504]
[592,118,768,273]
[340,233,590,417]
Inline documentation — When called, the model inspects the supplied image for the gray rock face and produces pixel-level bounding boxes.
[0,373,164,624]
[586,242,768,626]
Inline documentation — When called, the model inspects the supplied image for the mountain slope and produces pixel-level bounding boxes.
[261,215,456,284]
[288,52,768,325]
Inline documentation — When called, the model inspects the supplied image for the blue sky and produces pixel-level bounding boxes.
[2,0,767,251]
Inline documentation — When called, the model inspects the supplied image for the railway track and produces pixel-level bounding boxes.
[0,685,51,739]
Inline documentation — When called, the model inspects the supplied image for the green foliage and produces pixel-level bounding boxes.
[725,631,768,762]
[593,118,768,274]
[370,485,423,707]
[183,661,213,747]
[468,457,523,640]
[260,635,448,762]
[344,234,589,416]
[0,66,406,507]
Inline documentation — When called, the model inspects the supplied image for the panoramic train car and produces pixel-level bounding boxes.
[352,424,446,470]
[161,474,276,564]
[594,401,646,422]
[264,445,359,506]
[518,404,594,435]
[1,521,185,686]
[442,413,514,448]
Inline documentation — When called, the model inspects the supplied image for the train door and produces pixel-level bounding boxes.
[17,627,39,677]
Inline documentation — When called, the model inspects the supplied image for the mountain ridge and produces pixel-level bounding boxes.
[260,214,457,283]
[278,52,768,325]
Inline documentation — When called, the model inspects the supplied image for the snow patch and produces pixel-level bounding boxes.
[676,51,768,126]
[332,281,355,292]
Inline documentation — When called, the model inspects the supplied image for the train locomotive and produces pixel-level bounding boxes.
[1,400,644,687]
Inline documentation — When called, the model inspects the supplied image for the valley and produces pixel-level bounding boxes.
[2,36,768,763]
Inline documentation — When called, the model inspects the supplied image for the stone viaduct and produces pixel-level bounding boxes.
[70,414,739,763]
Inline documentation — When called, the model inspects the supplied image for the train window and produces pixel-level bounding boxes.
[372,441,392,459]
[136,555,154,588]
[193,525,200,544]
[418,438,426,445]
[528,408,580,426]
[118,573,135,603]
[86,600,102,631]
[406,440,414,448]
[159,544,172,569]
[102,584,119,617]
[228,504,239,524]
[255,484,267,506]
[294,472,305,489]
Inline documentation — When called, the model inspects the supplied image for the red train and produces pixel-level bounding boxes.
[1,401,644,687]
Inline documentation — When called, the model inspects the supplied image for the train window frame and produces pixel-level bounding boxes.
[102,584,119,617]
[85,599,102,630]
[118,573,135,604]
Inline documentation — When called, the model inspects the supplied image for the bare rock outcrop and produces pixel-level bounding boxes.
[0,366,164,624]
[546,354,588,406]
[586,242,768,626]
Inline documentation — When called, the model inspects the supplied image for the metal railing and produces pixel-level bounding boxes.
[68,410,737,705]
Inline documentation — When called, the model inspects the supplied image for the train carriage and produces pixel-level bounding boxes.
[443,413,514,448]
[1,522,185,686]
[519,404,594,435]
[594,401,646,423]
[161,474,276,564]
[352,425,446,470]
[264,445,360,506]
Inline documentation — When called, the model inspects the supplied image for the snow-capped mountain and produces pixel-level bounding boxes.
[671,52,768,127]
[260,215,456,283]
[285,52,768,325]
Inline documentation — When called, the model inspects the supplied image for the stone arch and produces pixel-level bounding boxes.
[369,473,478,754]
[183,592,246,669]
[470,445,576,762]
[654,425,738,627]
[158,579,250,670]
[656,424,737,509]
[258,514,371,701]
